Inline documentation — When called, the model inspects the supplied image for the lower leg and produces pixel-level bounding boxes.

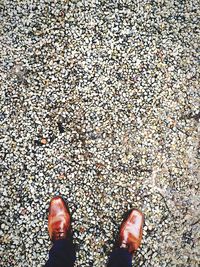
[45,239,76,267]
[107,248,132,267]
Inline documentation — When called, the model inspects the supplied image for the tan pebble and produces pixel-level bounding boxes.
[41,138,47,145]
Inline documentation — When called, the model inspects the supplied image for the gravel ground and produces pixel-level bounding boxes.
[0,1,199,266]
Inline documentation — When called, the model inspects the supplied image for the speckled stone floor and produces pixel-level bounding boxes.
[0,1,199,266]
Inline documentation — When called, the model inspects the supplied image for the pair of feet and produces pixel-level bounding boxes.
[48,196,144,255]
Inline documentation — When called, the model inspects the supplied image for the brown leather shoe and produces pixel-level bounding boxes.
[48,196,71,242]
[118,209,144,254]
